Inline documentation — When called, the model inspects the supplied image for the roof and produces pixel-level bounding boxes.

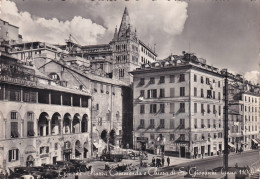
[139,40,157,56]
[40,59,128,87]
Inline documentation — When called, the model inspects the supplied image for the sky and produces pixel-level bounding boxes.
[1,0,259,83]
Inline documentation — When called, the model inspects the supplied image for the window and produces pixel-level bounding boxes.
[119,69,124,77]
[140,90,145,97]
[201,104,205,113]
[160,104,165,113]
[180,119,185,129]
[194,134,197,140]
[213,105,216,114]
[206,78,210,85]
[170,103,175,113]
[194,103,197,113]
[55,143,58,150]
[150,119,155,128]
[180,87,185,96]
[160,119,165,128]
[170,134,175,141]
[213,91,215,99]
[194,118,197,128]
[180,103,185,113]
[150,104,157,113]
[207,90,212,98]
[219,106,221,116]
[201,76,204,84]
[218,81,221,87]
[27,121,34,137]
[194,87,197,97]
[140,119,145,128]
[201,89,204,97]
[159,89,165,98]
[179,74,185,82]
[208,119,210,128]
[100,84,104,93]
[201,119,205,128]
[159,76,165,83]
[170,88,175,97]
[207,104,211,113]
[11,112,17,120]
[140,105,145,114]
[8,149,19,162]
[98,117,102,126]
[180,134,185,141]
[170,75,175,83]
[11,122,19,138]
[149,77,155,84]
[147,89,157,98]
[139,78,145,85]
[194,74,197,82]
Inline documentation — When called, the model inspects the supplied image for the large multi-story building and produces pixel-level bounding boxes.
[227,74,260,151]
[131,52,225,158]
[0,43,91,170]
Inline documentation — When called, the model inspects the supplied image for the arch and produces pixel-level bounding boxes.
[38,112,50,136]
[83,141,89,158]
[109,129,116,145]
[72,113,81,133]
[75,140,82,158]
[154,62,160,67]
[81,114,88,133]
[63,113,71,134]
[26,155,34,167]
[51,112,61,135]
[101,130,108,143]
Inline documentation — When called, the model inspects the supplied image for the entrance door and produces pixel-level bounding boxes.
[53,157,57,164]
[141,142,146,151]
[180,146,185,158]
[208,145,211,156]
[201,146,205,157]
[219,144,222,153]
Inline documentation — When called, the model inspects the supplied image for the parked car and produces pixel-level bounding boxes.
[20,175,34,179]
[55,161,77,173]
[9,167,41,179]
[30,166,59,178]
[69,159,92,172]
[41,164,67,178]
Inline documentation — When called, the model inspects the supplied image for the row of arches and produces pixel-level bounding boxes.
[6,111,89,139]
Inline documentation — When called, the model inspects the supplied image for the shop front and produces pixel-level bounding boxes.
[136,137,148,151]
[24,145,36,167]
[63,141,72,161]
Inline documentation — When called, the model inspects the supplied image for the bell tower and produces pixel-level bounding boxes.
[110,7,139,85]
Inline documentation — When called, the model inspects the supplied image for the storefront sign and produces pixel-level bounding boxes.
[25,150,36,154]
[136,137,148,142]
[40,154,49,158]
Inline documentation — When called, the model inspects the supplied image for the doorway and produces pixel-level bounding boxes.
[53,157,57,164]
[208,145,211,156]
[180,146,185,158]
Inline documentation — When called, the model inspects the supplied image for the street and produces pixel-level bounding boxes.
[65,150,260,179]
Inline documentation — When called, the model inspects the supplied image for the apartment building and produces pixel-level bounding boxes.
[131,53,224,158]
[0,19,22,45]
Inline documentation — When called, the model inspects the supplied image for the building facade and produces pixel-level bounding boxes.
[0,44,92,170]
[0,19,22,45]
[131,53,224,158]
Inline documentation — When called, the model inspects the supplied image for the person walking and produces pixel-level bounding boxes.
[162,157,165,167]
[167,156,170,166]
[152,157,155,167]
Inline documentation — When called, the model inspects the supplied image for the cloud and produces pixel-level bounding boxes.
[244,71,260,84]
[0,0,106,45]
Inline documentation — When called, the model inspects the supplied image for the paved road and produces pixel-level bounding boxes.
[66,150,260,179]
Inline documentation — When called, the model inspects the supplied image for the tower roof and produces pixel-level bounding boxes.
[118,7,132,38]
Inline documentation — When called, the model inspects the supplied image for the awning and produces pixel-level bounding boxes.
[228,143,235,148]
[255,139,260,143]
[252,139,258,144]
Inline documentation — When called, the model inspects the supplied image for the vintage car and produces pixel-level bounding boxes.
[55,161,77,173]
[30,166,59,178]
[69,159,92,172]
[9,167,41,179]
[41,164,67,177]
